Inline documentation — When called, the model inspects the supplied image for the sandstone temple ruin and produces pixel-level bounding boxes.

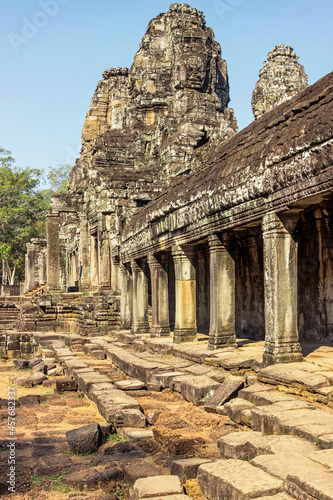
[21,3,333,367]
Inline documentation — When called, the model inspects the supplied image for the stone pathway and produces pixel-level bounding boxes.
[2,330,333,499]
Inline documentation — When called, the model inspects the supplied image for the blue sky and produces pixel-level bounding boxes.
[1,0,332,182]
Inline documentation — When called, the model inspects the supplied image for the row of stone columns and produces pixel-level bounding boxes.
[121,211,302,364]
[46,212,122,293]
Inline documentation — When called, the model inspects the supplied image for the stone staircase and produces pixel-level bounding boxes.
[0,304,20,331]
[24,283,48,297]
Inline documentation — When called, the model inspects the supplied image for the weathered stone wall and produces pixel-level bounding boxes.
[298,202,333,342]
[235,232,265,340]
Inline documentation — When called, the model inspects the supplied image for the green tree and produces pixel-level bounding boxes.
[47,163,72,193]
[0,149,49,283]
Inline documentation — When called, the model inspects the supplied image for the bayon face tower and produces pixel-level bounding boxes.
[252,44,308,119]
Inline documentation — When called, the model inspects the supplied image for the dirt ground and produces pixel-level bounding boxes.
[0,360,235,500]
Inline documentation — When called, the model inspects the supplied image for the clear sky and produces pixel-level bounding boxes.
[1,0,332,180]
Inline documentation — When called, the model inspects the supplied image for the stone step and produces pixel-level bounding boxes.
[197,459,283,500]
[251,403,333,448]
[251,452,328,481]
[284,468,333,499]
[131,475,184,500]
[217,431,318,462]
[257,362,332,392]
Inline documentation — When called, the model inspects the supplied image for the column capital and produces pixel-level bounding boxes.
[262,212,299,237]
[148,253,169,270]
[172,244,196,261]
[120,261,131,275]
[208,233,234,251]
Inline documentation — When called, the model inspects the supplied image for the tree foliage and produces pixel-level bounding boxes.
[0,149,73,284]
[0,149,49,283]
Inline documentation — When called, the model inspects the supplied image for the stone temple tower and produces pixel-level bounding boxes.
[252,45,308,119]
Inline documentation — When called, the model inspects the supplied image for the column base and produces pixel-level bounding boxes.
[263,341,303,366]
[131,322,150,335]
[208,332,237,350]
[150,326,170,338]
[173,328,197,344]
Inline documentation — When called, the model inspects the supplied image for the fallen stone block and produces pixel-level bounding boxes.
[44,359,57,371]
[121,428,154,441]
[114,409,146,429]
[115,379,146,391]
[197,459,282,500]
[56,377,77,393]
[284,470,333,499]
[47,366,63,376]
[224,398,254,426]
[251,452,326,481]
[77,372,110,392]
[217,431,271,461]
[204,376,244,412]
[170,458,213,484]
[177,375,220,405]
[32,362,47,374]
[29,358,44,368]
[15,377,33,388]
[66,423,103,454]
[29,372,47,386]
[13,359,29,369]
[132,475,183,499]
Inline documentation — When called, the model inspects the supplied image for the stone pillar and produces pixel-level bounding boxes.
[60,239,67,291]
[172,245,197,343]
[26,243,36,291]
[131,259,150,334]
[79,217,90,291]
[24,255,28,292]
[120,262,132,329]
[100,232,111,289]
[262,212,303,365]
[46,213,61,291]
[91,233,99,288]
[208,234,237,350]
[38,250,47,285]
[148,254,170,337]
[111,253,121,293]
